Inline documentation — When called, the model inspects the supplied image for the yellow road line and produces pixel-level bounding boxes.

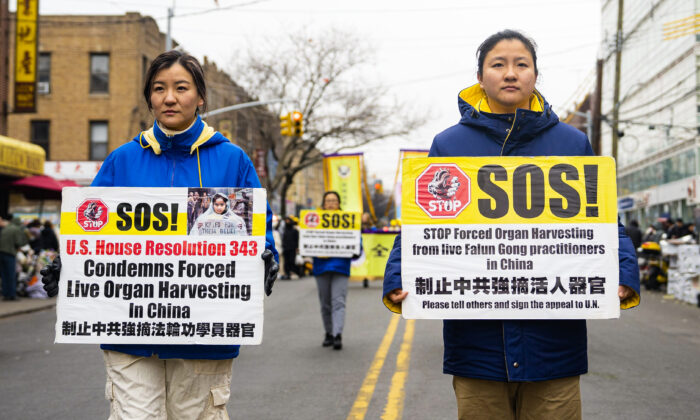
[381,319,415,420]
[346,314,401,420]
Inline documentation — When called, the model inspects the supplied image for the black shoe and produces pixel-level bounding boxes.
[322,333,333,347]
[333,334,342,350]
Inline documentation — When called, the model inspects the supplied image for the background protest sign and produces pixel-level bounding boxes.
[56,187,267,345]
[299,209,361,257]
[401,156,620,320]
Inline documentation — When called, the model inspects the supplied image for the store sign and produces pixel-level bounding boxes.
[14,0,39,113]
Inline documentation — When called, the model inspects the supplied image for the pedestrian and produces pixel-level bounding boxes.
[281,216,299,280]
[626,219,643,251]
[40,50,278,419]
[0,214,29,301]
[382,30,640,420]
[313,191,355,350]
[668,218,688,239]
[40,220,59,252]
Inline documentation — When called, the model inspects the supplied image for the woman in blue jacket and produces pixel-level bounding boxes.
[42,50,278,419]
[382,30,640,419]
[313,191,352,350]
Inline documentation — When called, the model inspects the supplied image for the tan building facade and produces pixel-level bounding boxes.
[5,12,323,215]
[7,13,161,161]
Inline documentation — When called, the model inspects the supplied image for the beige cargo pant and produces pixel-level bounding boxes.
[453,375,581,420]
[103,350,233,420]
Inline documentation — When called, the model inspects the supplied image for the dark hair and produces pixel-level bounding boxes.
[322,191,341,210]
[476,30,538,78]
[143,50,207,113]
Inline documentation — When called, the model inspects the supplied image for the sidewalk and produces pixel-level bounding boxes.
[0,296,56,318]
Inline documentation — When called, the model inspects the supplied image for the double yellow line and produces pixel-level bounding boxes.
[346,315,416,420]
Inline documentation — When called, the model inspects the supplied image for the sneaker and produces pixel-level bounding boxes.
[333,334,342,350]
[322,333,333,347]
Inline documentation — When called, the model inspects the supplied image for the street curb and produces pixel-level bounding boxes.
[0,302,56,319]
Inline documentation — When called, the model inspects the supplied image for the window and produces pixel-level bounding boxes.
[30,120,50,158]
[38,53,50,94]
[90,53,109,93]
[90,121,108,160]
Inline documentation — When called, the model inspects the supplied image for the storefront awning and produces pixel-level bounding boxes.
[10,175,80,191]
[8,175,79,200]
[0,135,45,177]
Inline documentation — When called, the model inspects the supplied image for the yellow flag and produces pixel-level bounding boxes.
[324,153,363,212]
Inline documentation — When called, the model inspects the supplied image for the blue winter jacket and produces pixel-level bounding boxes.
[383,85,640,382]
[92,116,278,360]
[312,257,351,277]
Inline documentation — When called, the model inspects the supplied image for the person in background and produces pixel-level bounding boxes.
[313,191,354,350]
[0,214,28,301]
[26,219,42,254]
[281,216,300,280]
[40,221,59,252]
[668,218,688,239]
[626,219,643,252]
[382,30,640,420]
[686,223,697,242]
[40,50,278,419]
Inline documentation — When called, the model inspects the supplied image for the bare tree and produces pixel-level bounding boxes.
[232,28,424,216]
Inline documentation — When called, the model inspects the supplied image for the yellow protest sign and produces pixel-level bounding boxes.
[402,156,616,225]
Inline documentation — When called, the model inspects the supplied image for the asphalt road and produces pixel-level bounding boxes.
[1,278,699,419]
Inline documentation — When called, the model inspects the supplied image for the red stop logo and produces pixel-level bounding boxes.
[304,211,320,228]
[415,164,470,218]
[76,199,109,232]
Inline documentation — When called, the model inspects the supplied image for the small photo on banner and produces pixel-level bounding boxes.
[323,153,363,213]
[187,188,253,236]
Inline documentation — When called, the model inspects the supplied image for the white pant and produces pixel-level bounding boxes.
[103,350,233,420]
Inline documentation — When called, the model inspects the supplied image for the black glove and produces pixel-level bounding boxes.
[261,249,279,296]
[40,255,61,297]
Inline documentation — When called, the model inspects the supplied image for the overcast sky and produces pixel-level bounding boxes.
[24,0,602,185]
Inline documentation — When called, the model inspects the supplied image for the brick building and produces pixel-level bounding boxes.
[5,11,322,217]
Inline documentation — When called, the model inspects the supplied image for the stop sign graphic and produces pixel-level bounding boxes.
[415,164,470,218]
[76,199,109,232]
[304,211,320,228]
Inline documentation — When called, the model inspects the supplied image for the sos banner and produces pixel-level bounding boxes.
[299,210,361,258]
[56,187,267,345]
[401,157,620,320]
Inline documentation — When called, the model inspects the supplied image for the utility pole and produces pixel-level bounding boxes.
[0,0,9,135]
[611,0,624,161]
[591,58,603,155]
[166,1,175,51]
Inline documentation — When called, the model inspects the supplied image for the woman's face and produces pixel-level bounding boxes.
[150,63,204,131]
[213,198,227,214]
[478,39,536,114]
[323,194,340,210]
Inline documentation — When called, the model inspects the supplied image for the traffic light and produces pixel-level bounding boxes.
[280,113,292,136]
[373,180,383,194]
[291,110,304,136]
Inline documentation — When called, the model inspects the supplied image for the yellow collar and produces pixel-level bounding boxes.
[459,83,544,114]
[138,121,217,155]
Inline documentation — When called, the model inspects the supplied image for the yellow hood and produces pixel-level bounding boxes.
[458,83,544,114]
[139,121,217,155]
